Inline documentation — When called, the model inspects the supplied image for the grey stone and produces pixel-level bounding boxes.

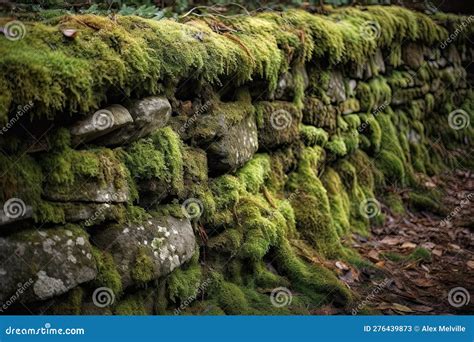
[92,216,196,289]
[327,71,346,103]
[206,114,259,175]
[373,49,386,74]
[44,181,129,204]
[99,96,172,146]
[70,105,133,146]
[0,227,96,302]
[446,45,461,66]
[0,204,33,227]
[272,64,309,100]
[403,43,424,69]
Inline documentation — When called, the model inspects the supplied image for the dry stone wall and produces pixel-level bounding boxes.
[0,7,472,315]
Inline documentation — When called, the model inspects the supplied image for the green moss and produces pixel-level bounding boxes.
[51,287,84,315]
[381,251,404,262]
[131,246,154,285]
[91,247,123,297]
[300,125,329,147]
[375,150,405,186]
[114,293,148,315]
[326,136,347,158]
[236,154,271,194]
[167,251,202,303]
[407,247,432,262]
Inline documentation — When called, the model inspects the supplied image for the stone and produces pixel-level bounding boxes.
[42,149,130,204]
[272,64,309,101]
[445,45,461,66]
[70,105,133,146]
[206,114,259,175]
[372,49,386,74]
[327,71,347,103]
[0,227,96,302]
[303,97,338,133]
[61,203,124,226]
[98,96,172,146]
[92,216,196,289]
[0,203,33,227]
[403,43,424,69]
[255,101,302,150]
[44,183,129,204]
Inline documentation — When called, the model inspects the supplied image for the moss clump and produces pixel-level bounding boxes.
[287,147,342,257]
[167,251,202,304]
[91,247,123,297]
[131,246,154,285]
[114,292,149,315]
[326,136,347,158]
[375,150,405,186]
[51,287,84,315]
[407,247,432,262]
[123,127,184,196]
[236,154,271,194]
[300,125,328,147]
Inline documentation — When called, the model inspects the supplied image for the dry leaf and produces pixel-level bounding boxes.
[401,242,417,249]
[432,249,443,257]
[381,236,401,245]
[368,250,380,262]
[392,303,414,313]
[467,260,474,269]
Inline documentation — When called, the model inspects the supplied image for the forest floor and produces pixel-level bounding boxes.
[317,169,474,315]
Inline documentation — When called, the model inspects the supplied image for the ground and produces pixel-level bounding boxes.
[317,169,473,315]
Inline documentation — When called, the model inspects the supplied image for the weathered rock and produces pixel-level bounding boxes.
[255,101,302,150]
[303,97,338,133]
[445,45,461,66]
[327,71,347,103]
[98,96,172,146]
[372,49,386,74]
[92,216,196,289]
[403,43,424,69]
[272,64,309,100]
[61,203,125,226]
[0,202,33,227]
[44,180,129,204]
[43,149,130,204]
[70,105,133,146]
[206,114,259,174]
[0,227,96,302]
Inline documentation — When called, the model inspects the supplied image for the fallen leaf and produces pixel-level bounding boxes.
[335,261,349,271]
[401,242,417,249]
[381,236,401,246]
[375,261,385,268]
[368,250,380,262]
[392,303,414,313]
[411,304,434,312]
[412,278,435,288]
[467,260,474,269]
[432,249,443,257]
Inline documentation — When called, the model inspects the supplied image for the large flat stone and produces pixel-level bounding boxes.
[92,216,196,289]
[0,227,97,302]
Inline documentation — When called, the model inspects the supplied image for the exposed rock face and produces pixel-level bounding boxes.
[0,227,96,302]
[272,64,309,100]
[403,43,424,69]
[70,105,133,146]
[44,183,129,203]
[99,97,172,146]
[327,71,347,103]
[204,115,259,175]
[92,216,196,289]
